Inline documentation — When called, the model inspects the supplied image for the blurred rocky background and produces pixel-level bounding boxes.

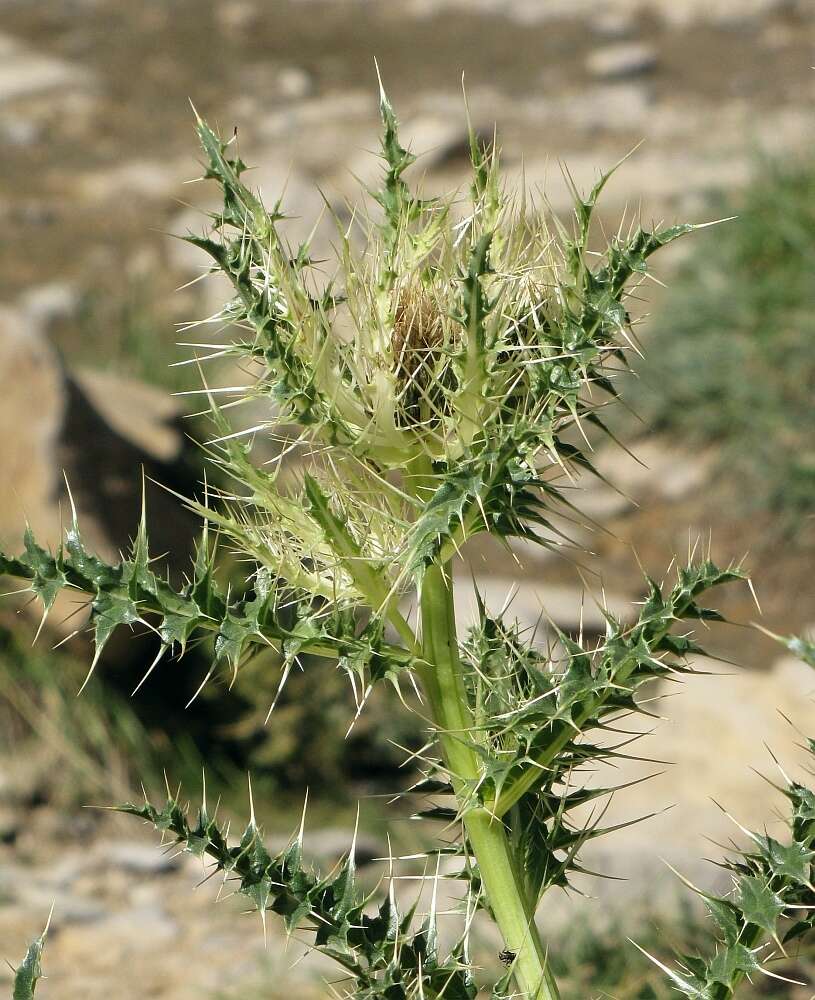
[1,0,814,996]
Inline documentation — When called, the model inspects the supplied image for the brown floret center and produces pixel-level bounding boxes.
[392,286,443,390]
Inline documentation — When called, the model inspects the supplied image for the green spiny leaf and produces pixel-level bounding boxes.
[736,876,784,941]
[12,925,47,1000]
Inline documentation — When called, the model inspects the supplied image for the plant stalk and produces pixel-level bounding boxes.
[419,560,560,1000]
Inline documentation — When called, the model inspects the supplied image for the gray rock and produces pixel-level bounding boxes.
[0,306,197,642]
[0,33,91,105]
[32,891,108,927]
[76,158,191,203]
[402,116,471,172]
[592,438,715,505]
[277,66,314,101]
[20,282,81,333]
[57,897,110,926]
[586,42,658,81]
[593,9,637,38]
[407,0,797,26]
[0,862,108,924]
[407,0,565,23]
[517,144,756,219]
[524,438,716,528]
[0,808,19,846]
[306,829,384,868]
[215,1,258,31]
[97,841,181,876]
[0,305,66,552]
[0,116,40,146]
[45,854,93,889]
[698,0,796,25]
[538,652,815,933]
[456,577,630,635]
[57,904,179,962]
[255,90,371,163]
[71,367,185,463]
[537,84,652,136]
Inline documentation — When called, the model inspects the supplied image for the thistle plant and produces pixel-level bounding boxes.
[3,84,815,999]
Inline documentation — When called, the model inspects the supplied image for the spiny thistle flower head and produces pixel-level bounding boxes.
[0,81,708,717]
[4,79,803,1000]
[181,80,696,615]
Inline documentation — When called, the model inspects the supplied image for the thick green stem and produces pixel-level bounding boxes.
[419,561,560,1000]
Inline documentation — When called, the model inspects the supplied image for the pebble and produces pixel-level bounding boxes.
[277,66,314,101]
[586,42,659,81]
[0,808,19,846]
[76,158,190,202]
[591,438,715,505]
[593,9,637,38]
[57,904,179,962]
[401,115,471,171]
[96,841,181,876]
[558,83,651,133]
[0,116,40,146]
[71,367,185,463]
[455,578,631,635]
[0,33,90,105]
[215,1,258,31]
[267,828,385,868]
[20,282,80,333]
[50,896,110,927]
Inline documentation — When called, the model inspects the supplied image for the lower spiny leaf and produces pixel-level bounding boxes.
[643,632,815,997]
[0,518,413,697]
[119,793,478,998]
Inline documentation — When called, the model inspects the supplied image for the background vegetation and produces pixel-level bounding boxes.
[630,157,815,526]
